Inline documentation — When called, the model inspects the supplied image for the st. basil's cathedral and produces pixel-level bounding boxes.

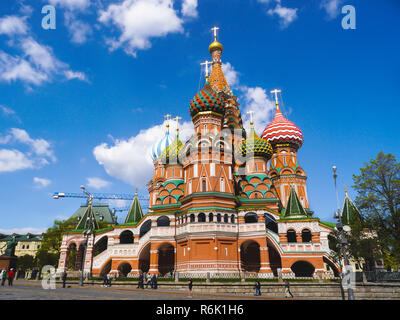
[57,29,345,279]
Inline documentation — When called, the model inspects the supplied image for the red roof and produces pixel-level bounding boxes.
[261,108,303,149]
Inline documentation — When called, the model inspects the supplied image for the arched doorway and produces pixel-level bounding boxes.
[291,261,315,277]
[118,263,132,277]
[158,243,175,276]
[119,231,134,244]
[323,257,340,277]
[138,243,150,273]
[240,241,260,272]
[268,245,282,277]
[100,260,111,277]
[67,243,77,271]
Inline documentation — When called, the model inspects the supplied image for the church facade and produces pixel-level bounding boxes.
[57,30,341,279]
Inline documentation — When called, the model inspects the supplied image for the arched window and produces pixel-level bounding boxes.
[301,229,312,243]
[220,178,225,192]
[202,179,207,192]
[224,214,228,223]
[119,230,134,244]
[264,214,278,233]
[217,213,221,223]
[190,214,195,223]
[198,213,206,223]
[244,212,258,223]
[157,216,170,227]
[139,220,152,238]
[209,212,214,222]
[287,229,297,243]
[231,214,235,224]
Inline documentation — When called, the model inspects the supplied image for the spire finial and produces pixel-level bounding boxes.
[344,184,348,196]
[270,89,282,111]
[135,187,138,196]
[200,60,212,79]
[173,116,182,137]
[211,26,219,41]
[164,114,171,132]
[247,110,255,128]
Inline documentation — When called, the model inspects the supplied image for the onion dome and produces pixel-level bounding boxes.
[261,108,303,149]
[240,125,273,160]
[160,136,183,164]
[151,128,173,161]
[209,39,223,53]
[189,82,225,118]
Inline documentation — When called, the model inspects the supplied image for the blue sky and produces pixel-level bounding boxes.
[0,0,399,234]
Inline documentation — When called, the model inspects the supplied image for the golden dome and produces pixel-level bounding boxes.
[209,40,223,53]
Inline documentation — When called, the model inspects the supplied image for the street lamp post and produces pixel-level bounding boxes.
[79,185,94,287]
[332,166,355,300]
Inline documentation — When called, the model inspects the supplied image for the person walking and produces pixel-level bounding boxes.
[7,268,15,286]
[187,278,193,298]
[0,270,5,286]
[106,273,112,287]
[285,280,294,298]
[254,280,261,296]
[146,273,152,288]
[152,274,158,289]
[102,273,108,287]
[62,271,68,288]
[138,272,144,289]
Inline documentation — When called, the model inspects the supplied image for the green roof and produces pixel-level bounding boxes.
[75,205,100,230]
[0,233,42,242]
[124,190,144,224]
[71,204,116,226]
[341,191,362,225]
[282,187,308,219]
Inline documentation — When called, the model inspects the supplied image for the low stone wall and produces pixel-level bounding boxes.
[52,279,400,300]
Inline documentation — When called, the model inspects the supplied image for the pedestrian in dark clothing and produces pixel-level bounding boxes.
[187,278,193,298]
[285,280,294,298]
[102,274,108,287]
[62,272,67,288]
[138,273,144,289]
[152,274,158,289]
[106,273,111,287]
[254,280,261,296]
[7,269,15,286]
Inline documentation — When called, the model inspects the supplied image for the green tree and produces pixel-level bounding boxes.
[16,254,35,271]
[352,152,400,270]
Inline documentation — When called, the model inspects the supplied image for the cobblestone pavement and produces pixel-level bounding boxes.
[0,280,277,300]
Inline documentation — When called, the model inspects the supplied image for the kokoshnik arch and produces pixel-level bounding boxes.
[57,28,343,279]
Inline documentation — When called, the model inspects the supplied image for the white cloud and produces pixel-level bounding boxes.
[0,105,21,123]
[64,70,88,81]
[267,3,298,29]
[0,13,87,86]
[87,177,112,190]
[98,0,184,56]
[0,227,47,235]
[181,0,198,18]
[63,11,93,44]
[0,15,28,36]
[10,128,56,162]
[0,128,56,173]
[0,149,33,172]
[93,119,193,187]
[33,177,52,188]
[320,0,343,19]
[48,0,91,11]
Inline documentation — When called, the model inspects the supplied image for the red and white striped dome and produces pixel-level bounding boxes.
[261,108,303,149]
